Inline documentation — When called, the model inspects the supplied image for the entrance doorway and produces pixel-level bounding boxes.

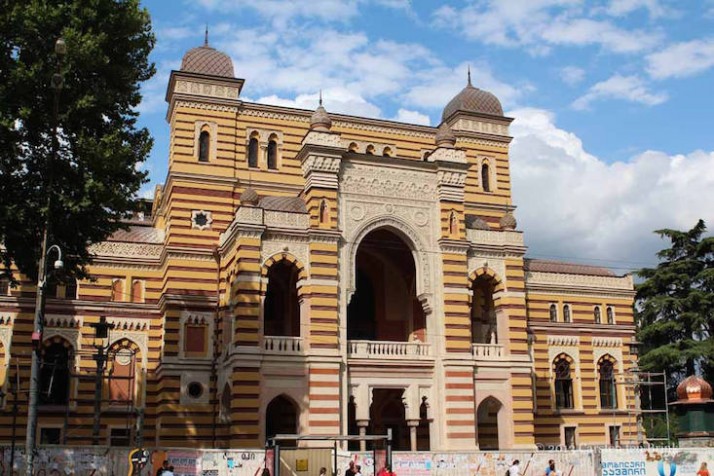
[477,397,503,450]
[369,388,409,450]
[347,228,425,342]
[266,395,298,445]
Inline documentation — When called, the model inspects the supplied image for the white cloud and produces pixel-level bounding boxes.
[560,66,585,86]
[646,39,714,79]
[254,88,383,119]
[572,74,667,110]
[509,108,714,267]
[392,109,431,125]
[138,60,180,115]
[432,1,661,55]
[604,0,669,18]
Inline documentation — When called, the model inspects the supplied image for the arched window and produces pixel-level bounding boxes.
[554,356,574,409]
[563,304,572,323]
[449,210,458,236]
[481,162,491,192]
[40,342,71,405]
[46,275,58,299]
[382,147,392,157]
[365,144,375,155]
[348,142,359,153]
[599,358,618,409]
[594,306,602,324]
[64,277,77,300]
[198,130,210,162]
[131,280,143,303]
[267,135,278,169]
[111,279,123,302]
[606,306,615,324]
[422,151,431,161]
[549,304,558,322]
[319,199,329,225]
[248,134,259,168]
[108,347,136,403]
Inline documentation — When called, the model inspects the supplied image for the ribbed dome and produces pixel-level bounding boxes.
[442,74,503,120]
[240,187,259,206]
[181,45,234,78]
[676,375,713,402]
[435,122,456,148]
[500,212,517,231]
[310,95,332,131]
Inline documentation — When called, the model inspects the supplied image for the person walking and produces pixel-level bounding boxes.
[162,466,175,476]
[509,460,521,476]
[545,460,556,476]
[345,461,357,476]
[355,465,363,476]
[319,467,328,476]
[697,462,710,476]
[156,460,169,476]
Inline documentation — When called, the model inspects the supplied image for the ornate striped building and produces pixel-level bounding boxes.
[0,41,638,451]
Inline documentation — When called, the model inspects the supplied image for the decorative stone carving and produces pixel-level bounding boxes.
[262,240,310,274]
[264,211,309,230]
[191,210,213,230]
[302,131,342,148]
[341,163,437,202]
[89,242,162,259]
[548,335,580,347]
[592,337,623,348]
[0,324,12,368]
[429,147,467,164]
[108,329,149,367]
[302,155,341,175]
[174,101,239,114]
[467,229,525,247]
[526,272,634,291]
[452,118,510,136]
[175,80,239,100]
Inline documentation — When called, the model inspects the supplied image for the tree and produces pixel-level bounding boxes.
[0,0,155,280]
[636,220,714,385]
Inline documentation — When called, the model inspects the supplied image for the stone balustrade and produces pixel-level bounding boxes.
[472,343,505,360]
[348,340,432,359]
[262,336,303,354]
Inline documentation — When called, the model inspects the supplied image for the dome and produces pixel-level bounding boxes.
[442,71,503,120]
[676,375,713,402]
[181,39,234,78]
[500,212,517,231]
[240,187,259,206]
[465,214,490,231]
[310,94,332,131]
[435,122,456,148]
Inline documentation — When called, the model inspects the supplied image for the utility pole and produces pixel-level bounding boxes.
[90,316,114,445]
[25,37,66,476]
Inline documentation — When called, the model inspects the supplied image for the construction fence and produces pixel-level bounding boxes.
[0,446,712,476]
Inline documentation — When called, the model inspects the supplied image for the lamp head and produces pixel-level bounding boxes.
[55,38,66,56]
[53,258,64,270]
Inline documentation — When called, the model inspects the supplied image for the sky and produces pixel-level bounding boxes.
[137,0,714,274]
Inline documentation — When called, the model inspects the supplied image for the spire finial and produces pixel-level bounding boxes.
[204,25,209,46]
[467,65,472,86]
[319,89,323,106]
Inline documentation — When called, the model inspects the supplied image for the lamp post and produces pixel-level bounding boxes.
[90,316,114,445]
[25,37,66,476]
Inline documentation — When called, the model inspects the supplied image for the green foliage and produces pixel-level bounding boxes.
[635,220,714,384]
[0,0,155,280]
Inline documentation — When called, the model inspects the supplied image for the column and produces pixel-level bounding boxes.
[357,420,369,451]
[407,420,420,451]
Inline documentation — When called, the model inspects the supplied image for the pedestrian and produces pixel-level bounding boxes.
[345,461,357,476]
[509,460,521,476]
[319,467,328,476]
[384,465,396,476]
[698,463,710,476]
[262,469,271,476]
[355,465,363,476]
[156,460,169,476]
[162,466,175,476]
[545,460,556,476]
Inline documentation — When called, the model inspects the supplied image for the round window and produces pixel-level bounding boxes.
[187,382,203,399]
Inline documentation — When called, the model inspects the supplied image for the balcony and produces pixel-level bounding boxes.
[262,336,303,355]
[347,340,432,360]
[472,343,505,360]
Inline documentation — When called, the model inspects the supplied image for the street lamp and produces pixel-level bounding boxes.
[25,37,66,476]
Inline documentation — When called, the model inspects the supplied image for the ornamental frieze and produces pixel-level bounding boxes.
[175,80,240,100]
[340,164,437,202]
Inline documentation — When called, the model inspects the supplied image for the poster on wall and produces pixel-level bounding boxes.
[601,448,714,476]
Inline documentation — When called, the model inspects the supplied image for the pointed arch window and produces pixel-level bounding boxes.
[481,162,491,192]
[594,306,602,324]
[563,304,572,323]
[549,304,558,322]
[131,280,144,303]
[599,358,618,409]
[40,342,71,405]
[198,131,210,162]
[606,306,615,324]
[267,135,278,169]
[64,277,77,300]
[111,279,123,302]
[319,199,329,225]
[248,134,259,168]
[554,356,574,409]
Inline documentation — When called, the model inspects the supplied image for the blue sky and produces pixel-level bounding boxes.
[137,0,714,272]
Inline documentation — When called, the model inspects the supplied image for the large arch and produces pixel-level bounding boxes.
[347,216,432,305]
[262,255,304,337]
[265,394,299,444]
[106,339,143,406]
[468,267,507,346]
[476,396,504,450]
[347,227,426,342]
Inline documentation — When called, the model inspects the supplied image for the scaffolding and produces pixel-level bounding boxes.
[616,367,670,446]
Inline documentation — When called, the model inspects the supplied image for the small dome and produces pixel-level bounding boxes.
[181,43,234,78]
[310,95,332,131]
[435,122,456,148]
[500,212,517,231]
[465,214,490,231]
[676,375,713,402]
[240,187,259,206]
[442,71,503,120]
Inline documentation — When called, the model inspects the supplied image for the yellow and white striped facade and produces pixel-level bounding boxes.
[0,45,638,451]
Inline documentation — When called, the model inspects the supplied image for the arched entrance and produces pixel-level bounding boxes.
[266,395,298,444]
[477,397,503,450]
[264,260,301,337]
[471,275,498,344]
[347,228,425,342]
[369,388,409,450]
[40,341,72,405]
